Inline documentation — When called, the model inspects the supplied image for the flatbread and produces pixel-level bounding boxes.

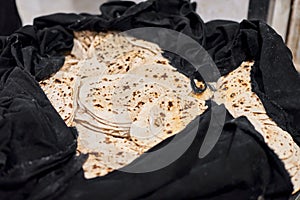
[130,93,207,147]
[39,61,79,127]
[78,74,171,126]
[91,32,142,64]
[76,124,145,179]
[71,39,89,60]
[89,31,166,75]
[214,61,300,193]
[78,74,140,125]
[77,56,107,78]
[127,63,193,96]
[75,108,129,131]
[40,30,212,180]
[75,107,130,137]
[73,31,98,56]
[106,50,148,75]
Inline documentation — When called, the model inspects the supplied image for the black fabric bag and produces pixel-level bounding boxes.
[0,0,299,199]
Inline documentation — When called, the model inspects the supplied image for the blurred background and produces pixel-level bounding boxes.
[14,0,300,70]
[16,0,249,25]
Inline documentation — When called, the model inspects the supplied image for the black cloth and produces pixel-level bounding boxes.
[0,67,86,200]
[0,0,22,36]
[204,20,300,146]
[0,0,299,199]
[0,25,73,81]
[57,105,293,200]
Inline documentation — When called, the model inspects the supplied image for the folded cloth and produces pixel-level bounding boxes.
[0,0,299,199]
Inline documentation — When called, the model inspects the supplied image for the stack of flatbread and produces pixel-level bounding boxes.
[40,31,210,178]
[214,61,300,194]
[39,30,300,193]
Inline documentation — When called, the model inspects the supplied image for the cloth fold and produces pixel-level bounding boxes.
[0,0,299,199]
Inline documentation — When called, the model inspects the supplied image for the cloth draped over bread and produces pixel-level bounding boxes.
[0,0,300,199]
